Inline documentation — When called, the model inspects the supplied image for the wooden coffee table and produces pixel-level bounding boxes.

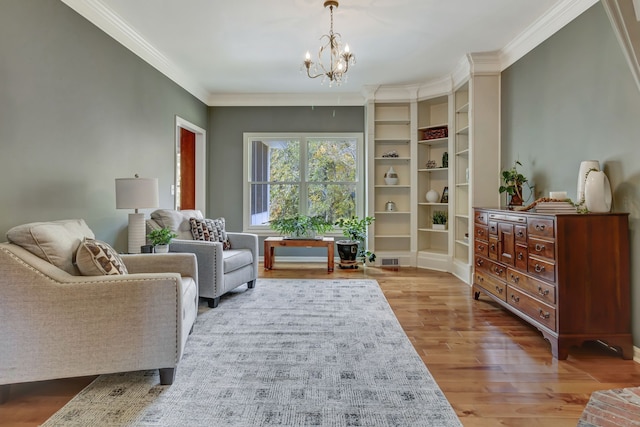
[264,236,334,272]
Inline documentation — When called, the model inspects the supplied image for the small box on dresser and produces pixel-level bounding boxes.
[472,208,632,360]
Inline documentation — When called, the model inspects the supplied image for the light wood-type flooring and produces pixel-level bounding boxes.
[2,263,640,426]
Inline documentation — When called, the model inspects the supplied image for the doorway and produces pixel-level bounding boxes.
[175,116,206,213]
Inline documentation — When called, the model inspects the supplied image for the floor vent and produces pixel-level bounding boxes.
[381,258,400,269]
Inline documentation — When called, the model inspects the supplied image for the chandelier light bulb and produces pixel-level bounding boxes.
[305,51,311,60]
[344,44,350,53]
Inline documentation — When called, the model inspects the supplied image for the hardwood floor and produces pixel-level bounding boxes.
[2,263,639,426]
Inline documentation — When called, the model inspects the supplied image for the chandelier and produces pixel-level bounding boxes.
[303,0,355,86]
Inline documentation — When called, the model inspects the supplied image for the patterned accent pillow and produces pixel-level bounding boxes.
[189,217,231,250]
[75,238,128,276]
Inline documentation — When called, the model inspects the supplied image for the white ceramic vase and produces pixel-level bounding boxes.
[584,170,612,213]
[384,166,399,185]
[426,190,439,203]
[577,160,600,203]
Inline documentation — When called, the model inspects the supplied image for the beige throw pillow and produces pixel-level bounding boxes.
[6,219,95,275]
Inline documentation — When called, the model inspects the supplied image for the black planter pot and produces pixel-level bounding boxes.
[336,240,359,269]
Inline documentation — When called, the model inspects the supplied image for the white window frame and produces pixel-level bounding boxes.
[243,132,365,234]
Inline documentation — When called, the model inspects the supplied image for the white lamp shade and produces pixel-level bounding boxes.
[115,177,159,210]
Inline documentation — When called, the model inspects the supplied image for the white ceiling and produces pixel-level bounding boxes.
[62,0,599,105]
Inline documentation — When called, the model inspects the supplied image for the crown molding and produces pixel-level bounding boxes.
[602,0,640,93]
[62,0,598,106]
[207,92,366,107]
[500,0,599,70]
[60,0,210,104]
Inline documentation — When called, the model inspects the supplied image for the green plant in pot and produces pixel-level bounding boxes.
[499,160,532,208]
[334,216,375,269]
[432,210,448,230]
[147,227,177,253]
[269,214,333,239]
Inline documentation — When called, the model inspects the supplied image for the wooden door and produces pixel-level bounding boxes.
[180,127,196,210]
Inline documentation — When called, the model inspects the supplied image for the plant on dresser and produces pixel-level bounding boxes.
[472,208,632,360]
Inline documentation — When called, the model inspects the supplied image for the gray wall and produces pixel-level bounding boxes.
[501,3,640,345]
[0,0,208,251]
[207,106,365,255]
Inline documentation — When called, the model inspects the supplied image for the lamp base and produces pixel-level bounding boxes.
[128,213,146,254]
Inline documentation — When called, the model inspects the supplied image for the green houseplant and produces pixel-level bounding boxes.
[432,210,448,230]
[334,216,376,268]
[499,160,531,208]
[147,227,177,253]
[269,214,333,239]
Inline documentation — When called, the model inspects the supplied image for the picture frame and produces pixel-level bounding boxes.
[440,186,449,203]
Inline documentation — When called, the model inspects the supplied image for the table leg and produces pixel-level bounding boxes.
[264,241,271,270]
[328,242,334,272]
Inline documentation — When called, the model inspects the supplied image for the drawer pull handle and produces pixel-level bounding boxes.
[535,243,545,252]
[477,276,484,283]
[511,294,520,303]
[495,285,503,294]
[490,227,496,232]
[534,264,545,273]
[517,252,524,260]
[493,267,503,275]
[535,224,546,231]
[510,274,520,284]
[517,231,524,237]
[537,286,549,296]
[477,245,485,251]
[490,244,496,250]
[539,309,551,320]
[476,259,484,266]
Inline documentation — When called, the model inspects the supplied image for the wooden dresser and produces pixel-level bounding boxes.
[472,208,632,359]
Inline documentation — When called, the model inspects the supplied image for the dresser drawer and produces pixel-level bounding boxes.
[488,221,498,235]
[474,271,507,302]
[506,268,556,305]
[475,210,488,225]
[515,225,527,243]
[528,218,554,239]
[475,225,488,242]
[488,236,498,260]
[515,244,528,271]
[507,286,556,331]
[474,256,506,281]
[528,237,555,260]
[474,239,489,257]
[528,256,556,282]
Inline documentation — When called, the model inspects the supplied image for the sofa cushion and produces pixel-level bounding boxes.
[151,209,203,240]
[189,218,232,250]
[222,249,253,273]
[76,238,128,276]
[6,219,95,275]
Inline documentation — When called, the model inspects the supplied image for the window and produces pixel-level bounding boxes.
[243,133,364,232]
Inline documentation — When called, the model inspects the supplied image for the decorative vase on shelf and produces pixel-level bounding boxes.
[426,190,439,203]
[384,166,399,185]
[584,169,612,213]
[577,160,600,203]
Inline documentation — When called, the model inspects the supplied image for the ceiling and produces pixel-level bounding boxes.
[62,0,599,105]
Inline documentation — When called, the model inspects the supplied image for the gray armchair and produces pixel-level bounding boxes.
[147,210,258,308]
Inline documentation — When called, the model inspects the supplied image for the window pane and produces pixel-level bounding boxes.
[307,138,356,182]
[308,183,356,223]
[249,183,300,226]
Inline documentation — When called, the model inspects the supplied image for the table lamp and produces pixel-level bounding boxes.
[115,175,159,253]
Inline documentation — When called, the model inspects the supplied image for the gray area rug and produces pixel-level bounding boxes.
[43,279,461,426]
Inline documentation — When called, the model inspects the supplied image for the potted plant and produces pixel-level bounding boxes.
[269,214,333,239]
[334,216,375,269]
[432,210,448,230]
[499,160,532,208]
[147,227,177,253]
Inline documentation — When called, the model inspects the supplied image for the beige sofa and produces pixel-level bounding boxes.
[0,219,198,403]
[147,209,258,308]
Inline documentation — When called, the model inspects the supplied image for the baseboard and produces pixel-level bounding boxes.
[634,345,640,363]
